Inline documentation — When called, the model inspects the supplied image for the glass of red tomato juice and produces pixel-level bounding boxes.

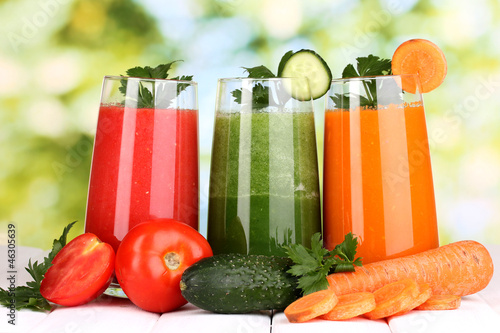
[323,75,439,264]
[85,76,199,286]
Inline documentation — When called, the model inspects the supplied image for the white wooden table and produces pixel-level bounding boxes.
[1,244,500,333]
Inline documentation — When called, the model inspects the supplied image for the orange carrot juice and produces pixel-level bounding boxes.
[323,103,439,264]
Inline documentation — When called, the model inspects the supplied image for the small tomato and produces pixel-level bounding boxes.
[40,233,115,306]
[115,219,212,313]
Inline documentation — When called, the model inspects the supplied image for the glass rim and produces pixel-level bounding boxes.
[217,77,309,83]
[103,75,197,85]
[330,74,419,84]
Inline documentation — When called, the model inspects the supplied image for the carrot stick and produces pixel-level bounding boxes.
[284,289,338,323]
[364,279,420,320]
[327,241,494,297]
[416,295,461,310]
[321,292,376,321]
[392,283,432,316]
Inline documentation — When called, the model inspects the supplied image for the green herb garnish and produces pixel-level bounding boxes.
[230,51,295,109]
[283,232,362,295]
[119,61,193,108]
[0,222,76,311]
[331,55,392,109]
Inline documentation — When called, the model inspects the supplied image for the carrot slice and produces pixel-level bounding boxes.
[416,295,461,310]
[364,279,419,320]
[392,283,432,316]
[284,289,338,323]
[391,38,447,93]
[321,292,376,321]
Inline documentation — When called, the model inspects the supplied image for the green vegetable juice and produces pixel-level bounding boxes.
[207,110,321,256]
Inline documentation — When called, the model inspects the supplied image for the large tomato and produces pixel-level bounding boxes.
[115,219,212,313]
[40,233,115,306]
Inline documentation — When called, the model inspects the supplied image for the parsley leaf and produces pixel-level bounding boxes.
[332,55,393,109]
[124,66,152,79]
[0,221,76,312]
[242,65,276,78]
[283,232,362,295]
[119,61,193,108]
[354,55,391,77]
[231,51,297,109]
[172,75,194,95]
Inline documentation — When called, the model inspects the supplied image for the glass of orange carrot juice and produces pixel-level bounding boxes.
[323,74,439,264]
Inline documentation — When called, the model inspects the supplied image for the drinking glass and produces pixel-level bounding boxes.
[323,74,439,264]
[207,77,321,256]
[85,76,199,295]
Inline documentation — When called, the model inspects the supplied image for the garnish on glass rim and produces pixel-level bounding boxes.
[232,49,332,109]
[119,61,193,108]
[331,55,392,109]
[0,222,76,312]
[283,232,362,296]
[391,38,447,94]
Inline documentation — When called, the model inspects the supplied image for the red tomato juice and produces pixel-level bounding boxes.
[85,105,199,252]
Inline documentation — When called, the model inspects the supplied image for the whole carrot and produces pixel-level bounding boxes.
[327,241,494,297]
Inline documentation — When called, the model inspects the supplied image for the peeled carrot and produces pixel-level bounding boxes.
[365,279,419,320]
[321,292,376,321]
[327,241,494,297]
[416,295,461,310]
[391,38,447,93]
[284,289,338,323]
[392,283,432,316]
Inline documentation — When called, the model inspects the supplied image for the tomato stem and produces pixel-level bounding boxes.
[164,252,181,270]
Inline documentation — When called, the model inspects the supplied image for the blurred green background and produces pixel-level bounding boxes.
[1,0,499,250]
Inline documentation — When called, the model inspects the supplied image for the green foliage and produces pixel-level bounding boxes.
[342,55,392,78]
[230,52,295,109]
[283,233,362,295]
[119,62,193,108]
[55,0,163,49]
[331,55,392,109]
[242,65,276,78]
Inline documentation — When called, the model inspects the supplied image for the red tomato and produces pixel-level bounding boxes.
[40,233,115,306]
[115,219,213,313]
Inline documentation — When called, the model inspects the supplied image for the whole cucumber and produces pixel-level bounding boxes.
[180,253,300,313]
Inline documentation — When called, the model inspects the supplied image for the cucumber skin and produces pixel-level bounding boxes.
[180,254,300,314]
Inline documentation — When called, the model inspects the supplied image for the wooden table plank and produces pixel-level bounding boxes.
[387,294,500,333]
[30,297,159,333]
[272,311,392,333]
[152,303,271,333]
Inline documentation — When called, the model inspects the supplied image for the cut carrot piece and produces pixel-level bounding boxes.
[416,295,461,310]
[284,289,338,323]
[391,39,447,93]
[365,279,419,320]
[327,240,494,298]
[321,292,376,321]
[392,283,432,316]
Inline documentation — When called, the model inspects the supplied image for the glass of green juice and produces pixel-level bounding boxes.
[207,77,322,256]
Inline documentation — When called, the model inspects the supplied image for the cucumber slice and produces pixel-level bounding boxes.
[279,49,332,100]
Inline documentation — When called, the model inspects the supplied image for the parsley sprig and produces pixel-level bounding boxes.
[231,51,294,109]
[331,55,392,109]
[119,61,193,108]
[283,232,362,295]
[0,222,76,311]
